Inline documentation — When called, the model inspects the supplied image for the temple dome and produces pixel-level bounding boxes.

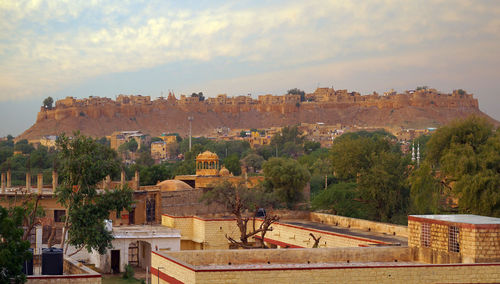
[196,151,219,160]
[219,166,230,177]
[157,179,193,191]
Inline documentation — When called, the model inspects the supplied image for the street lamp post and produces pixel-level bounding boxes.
[188,116,194,152]
[157,266,164,284]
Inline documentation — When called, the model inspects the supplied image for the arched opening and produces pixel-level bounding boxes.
[128,241,152,270]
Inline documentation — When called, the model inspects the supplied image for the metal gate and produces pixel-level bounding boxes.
[128,242,139,266]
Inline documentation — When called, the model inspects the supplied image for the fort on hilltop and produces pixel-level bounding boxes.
[18,87,489,140]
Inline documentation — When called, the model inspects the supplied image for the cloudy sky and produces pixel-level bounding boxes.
[1,0,499,136]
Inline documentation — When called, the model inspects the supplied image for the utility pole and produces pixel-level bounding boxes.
[188,116,194,152]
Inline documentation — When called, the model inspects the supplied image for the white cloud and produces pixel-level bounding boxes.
[0,0,499,101]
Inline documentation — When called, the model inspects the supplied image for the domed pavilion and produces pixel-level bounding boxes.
[195,151,220,176]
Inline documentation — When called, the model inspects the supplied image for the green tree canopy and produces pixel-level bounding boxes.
[191,92,205,101]
[262,157,311,208]
[410,116,500,216]
[0,206,32,284]
[56,133,133,254]
[14,140,35,154]
[223,154,241,176]
[327,131,409,223]
[43,96,54,109]
[118,139,138,153]
[287,88,306,102]
[241,153,265,173]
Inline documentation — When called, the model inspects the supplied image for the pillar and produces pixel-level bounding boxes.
[7,169,11,188]
[121,170,125,189]
[26,172,31,191]
[106,175,111,190]
[52,171,58,192]
[35,226,42,255]
[1,173,5,193]
[134,170,140,190]
[37,173,43,194]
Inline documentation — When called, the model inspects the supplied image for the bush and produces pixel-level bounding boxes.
[123,264,135,279]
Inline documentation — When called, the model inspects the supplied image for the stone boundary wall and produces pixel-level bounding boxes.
[151,249,500,284]
[162,214,395,250]
[310,212,408,238]
[27,257,101,284]
[163,247,412,266]
[161,189,227,216]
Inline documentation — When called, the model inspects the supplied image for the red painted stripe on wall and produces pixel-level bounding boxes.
[151,266,184,284]
[254,235,304,248]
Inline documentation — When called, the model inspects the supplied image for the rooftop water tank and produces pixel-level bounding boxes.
[41,248,63,275]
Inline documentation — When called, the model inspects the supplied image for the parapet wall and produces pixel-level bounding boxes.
[165,246,412,266]
[35,88,479,124]
[152,248,500,284]
[27,257,101,284]
[310,212,408,238]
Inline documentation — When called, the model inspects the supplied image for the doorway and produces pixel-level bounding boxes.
[129,208,135,225]
[111,250,120,273]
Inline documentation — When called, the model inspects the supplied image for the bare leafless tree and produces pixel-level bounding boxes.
[202,180,279,248]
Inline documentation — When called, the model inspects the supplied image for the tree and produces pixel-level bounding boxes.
[410,116,500,216]
[271,125,305,147]
[304,140,321,154]
[262,157,311,208]
[328,131,409,223]
[191,92,205,101]
[0,206,32,284]
[224,154,241,176]
[287,88,306,102]
[135,151,154,167]
[357,150,409,222]
[201,180,279,248]
[151,137,163,143]
[311,183,370,219]
[136,164,174,185]
[43,96,54,109]
[14,140,35,154]
[56,133,133,255]
[241,154,265,173]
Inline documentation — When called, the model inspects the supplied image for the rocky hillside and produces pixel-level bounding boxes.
[18,88,496,140]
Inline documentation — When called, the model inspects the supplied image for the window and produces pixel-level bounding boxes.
[421,223,431,247]
[54,210,66,222]
[448,226,460,253]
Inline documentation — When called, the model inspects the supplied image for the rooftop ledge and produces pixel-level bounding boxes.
[112,225,180,238]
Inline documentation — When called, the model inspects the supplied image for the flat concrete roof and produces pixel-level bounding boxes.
[409,214,500,225]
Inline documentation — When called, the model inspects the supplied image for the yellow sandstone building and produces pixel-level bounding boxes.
[153,213,500,283]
